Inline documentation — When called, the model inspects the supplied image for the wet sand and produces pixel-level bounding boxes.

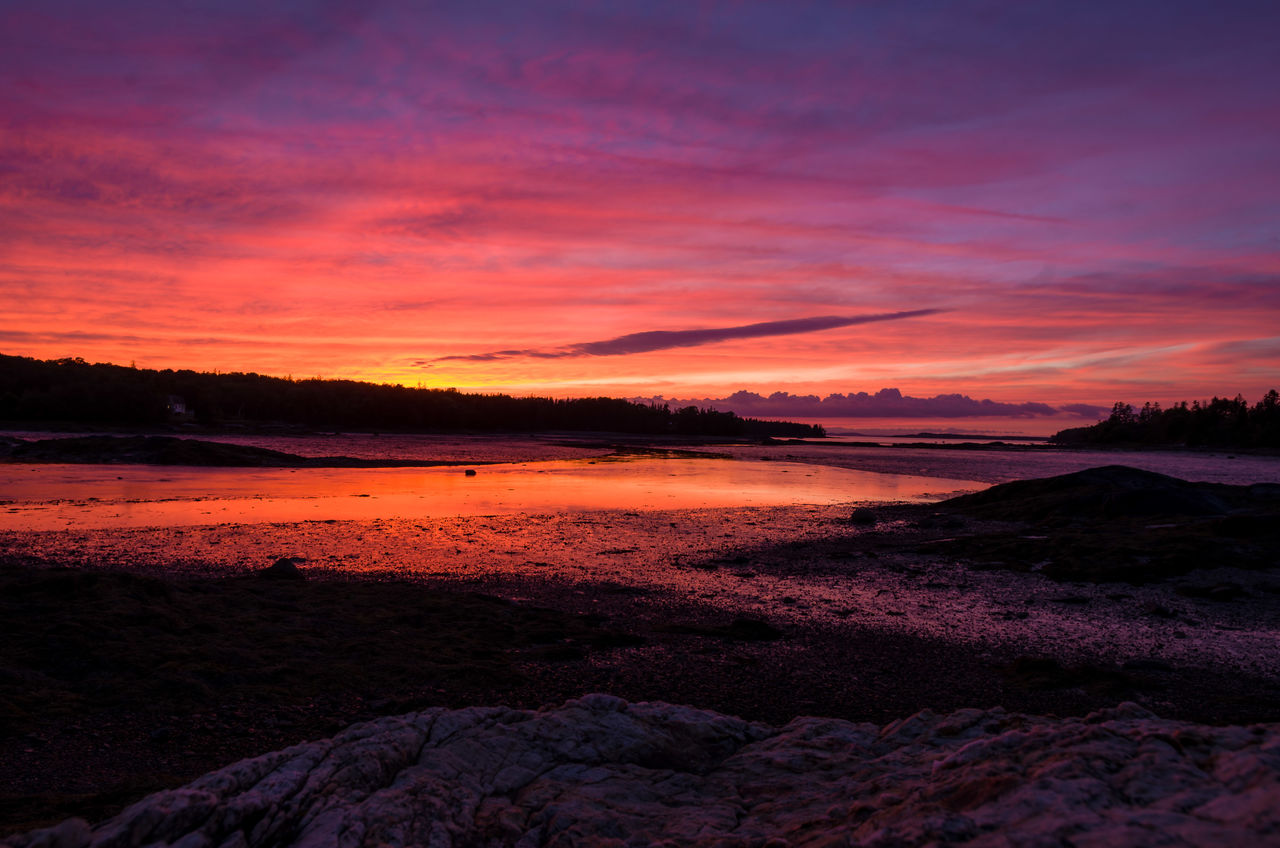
[3,503,1278,677]
[5,499,1280,834]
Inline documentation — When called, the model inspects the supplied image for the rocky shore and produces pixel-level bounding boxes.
[7,695,1278,847]
[4,464,1279,842]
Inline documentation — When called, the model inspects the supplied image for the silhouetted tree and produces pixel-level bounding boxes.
[0,353,825,438]
[1051,390,1280,448]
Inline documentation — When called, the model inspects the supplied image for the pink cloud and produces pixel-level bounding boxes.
[2,2,1277,411]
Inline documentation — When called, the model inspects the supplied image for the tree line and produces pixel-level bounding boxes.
[1051,390,1280,448]
[0,354,825,438]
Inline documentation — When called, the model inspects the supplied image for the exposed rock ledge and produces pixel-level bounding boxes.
[7,696,1278,847]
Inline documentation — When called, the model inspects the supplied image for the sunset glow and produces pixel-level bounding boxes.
[3,1,1278,420]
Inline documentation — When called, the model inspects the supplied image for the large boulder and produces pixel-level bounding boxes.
[5,696,1278,847]
[941,465,1237,521]
[931,465,1280,581]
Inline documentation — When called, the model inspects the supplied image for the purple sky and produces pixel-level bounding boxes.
[2,1,1278,423]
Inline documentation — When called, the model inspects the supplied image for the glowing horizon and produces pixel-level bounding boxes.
[3,1,1278,415]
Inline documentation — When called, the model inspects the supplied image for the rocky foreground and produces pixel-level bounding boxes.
[7,696,1278,848]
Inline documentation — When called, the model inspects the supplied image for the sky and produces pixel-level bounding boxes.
[2,0,1278,427]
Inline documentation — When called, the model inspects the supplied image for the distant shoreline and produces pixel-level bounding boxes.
[3,430,1278,469]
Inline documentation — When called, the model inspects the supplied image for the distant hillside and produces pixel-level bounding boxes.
[1051,392,1280,449]
[0,354,824,438]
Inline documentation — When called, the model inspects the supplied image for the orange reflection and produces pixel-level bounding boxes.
[0,458,984,531]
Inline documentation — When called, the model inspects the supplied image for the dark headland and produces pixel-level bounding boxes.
[0,353,822,438]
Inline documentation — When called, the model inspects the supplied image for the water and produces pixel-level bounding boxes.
[0,431,609,463]
[717,444,1280,485]
[3,432,1278,679]
[5,430,1279,531]
[0,456,983,531]
[804,415,1097,439]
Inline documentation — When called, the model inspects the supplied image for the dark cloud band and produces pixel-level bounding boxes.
[427,309,943,364]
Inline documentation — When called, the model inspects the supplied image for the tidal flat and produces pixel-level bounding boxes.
[2,433,1280,835]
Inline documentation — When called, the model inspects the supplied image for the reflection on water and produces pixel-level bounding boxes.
[0,457,984,530]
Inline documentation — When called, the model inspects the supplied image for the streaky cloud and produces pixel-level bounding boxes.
[428,309,943,363]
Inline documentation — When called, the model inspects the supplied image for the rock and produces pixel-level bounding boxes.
[942,465,1236,521]
[5,698,1278,847]
[847,508,877,526]
[464,469,477,476]
[256,558,305,581]
[930,465,1280,582]
[7,817,89,848]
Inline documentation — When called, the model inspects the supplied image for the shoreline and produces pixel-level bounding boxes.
[4,456,1280,835]
[5,490,1280,834]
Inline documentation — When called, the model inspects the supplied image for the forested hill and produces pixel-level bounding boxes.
[0,354,824,437]
[1051,392,1280,449]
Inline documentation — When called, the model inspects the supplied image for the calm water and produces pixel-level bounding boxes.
[0,431,609,463]
[0,456,984,531]
[4,433,1277,678]
[5,431,1279,531]
[717,443,1280,485]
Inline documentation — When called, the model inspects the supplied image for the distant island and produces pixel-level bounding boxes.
[1051,391,1280,449]
[0,354,824,438]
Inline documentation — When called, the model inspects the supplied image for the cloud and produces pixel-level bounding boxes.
[637,388,1105,420]
[427,309,942,363]
[5,3,1278,401]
